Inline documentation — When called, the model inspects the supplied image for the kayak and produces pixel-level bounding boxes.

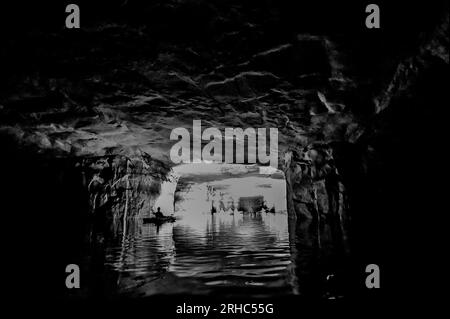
[143,216,176,224]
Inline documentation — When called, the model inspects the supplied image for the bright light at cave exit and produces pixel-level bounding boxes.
[153,163,287,216]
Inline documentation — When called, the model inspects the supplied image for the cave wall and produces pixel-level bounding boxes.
[281,4,449,297]
[82,153,169,219]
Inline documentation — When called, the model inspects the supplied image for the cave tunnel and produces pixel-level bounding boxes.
[106,163,296,296]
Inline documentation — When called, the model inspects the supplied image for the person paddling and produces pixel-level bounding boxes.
[154,207,165,218]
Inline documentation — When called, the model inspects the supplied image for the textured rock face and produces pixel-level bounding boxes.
[205,71,280,102]
[250,35,333,80]
[375,13,449,114]
[281,143,352,296]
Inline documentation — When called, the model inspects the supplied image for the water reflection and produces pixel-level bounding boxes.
[102,167,293,296]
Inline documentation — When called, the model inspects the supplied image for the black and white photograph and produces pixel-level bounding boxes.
[0,0,448,317]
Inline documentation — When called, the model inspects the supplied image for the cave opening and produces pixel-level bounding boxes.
[107,162,295,296]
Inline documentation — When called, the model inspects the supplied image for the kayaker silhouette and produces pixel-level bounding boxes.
[154,207,164,218]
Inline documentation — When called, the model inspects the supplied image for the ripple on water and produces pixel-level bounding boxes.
[103,211,294,296]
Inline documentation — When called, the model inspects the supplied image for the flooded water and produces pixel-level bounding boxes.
[98,164,294,297]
